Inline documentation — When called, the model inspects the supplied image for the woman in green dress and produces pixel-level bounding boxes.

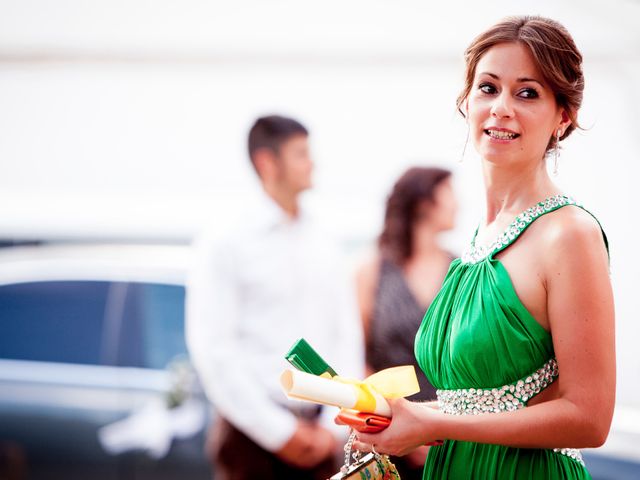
[353,16,615,479]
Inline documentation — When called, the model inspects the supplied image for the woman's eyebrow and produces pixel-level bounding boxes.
[478,72,545,87]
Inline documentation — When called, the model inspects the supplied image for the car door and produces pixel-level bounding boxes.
[0,280,123,480]
[107,282,211,480]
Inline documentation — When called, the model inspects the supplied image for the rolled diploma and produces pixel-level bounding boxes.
[280,369,391,417]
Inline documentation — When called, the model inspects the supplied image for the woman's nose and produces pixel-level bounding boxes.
[490,92,514,119]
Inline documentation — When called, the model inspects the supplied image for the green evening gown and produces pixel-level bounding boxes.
[415,194,608,480]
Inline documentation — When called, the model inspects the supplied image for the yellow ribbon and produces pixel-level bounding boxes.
[332,365,420,413]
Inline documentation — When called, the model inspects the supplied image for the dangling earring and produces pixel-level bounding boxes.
[553,129,561,176]
[460,124,470,163]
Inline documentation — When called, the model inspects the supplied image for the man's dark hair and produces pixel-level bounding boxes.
[247,115,308,167]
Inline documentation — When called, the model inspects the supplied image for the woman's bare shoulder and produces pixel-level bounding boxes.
[536,205,607,268]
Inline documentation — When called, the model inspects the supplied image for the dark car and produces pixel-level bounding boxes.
[0,244,212,480]
[1,244,638,480]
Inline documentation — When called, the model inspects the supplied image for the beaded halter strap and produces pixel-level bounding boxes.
[461,194,609,265]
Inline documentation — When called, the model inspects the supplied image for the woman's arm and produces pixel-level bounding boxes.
[355,210,615,455]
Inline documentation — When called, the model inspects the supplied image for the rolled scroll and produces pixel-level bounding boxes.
[280,365,420,417]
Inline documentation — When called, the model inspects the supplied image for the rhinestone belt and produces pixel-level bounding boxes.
[436,358,584,465]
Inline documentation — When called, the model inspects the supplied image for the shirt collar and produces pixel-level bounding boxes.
[251,188,308,231]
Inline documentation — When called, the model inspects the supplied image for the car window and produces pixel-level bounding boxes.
[117,283,188,370]
[0,281,110,365]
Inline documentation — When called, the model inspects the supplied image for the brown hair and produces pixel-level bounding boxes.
[378,167,452,265]
[457,16,584,149]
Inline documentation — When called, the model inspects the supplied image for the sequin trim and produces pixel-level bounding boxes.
[461,195,578,265]
[436,358,584,466]
[436,358,559,415]
[552,448,585,465]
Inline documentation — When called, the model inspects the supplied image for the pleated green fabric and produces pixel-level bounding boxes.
[415,195,606,479]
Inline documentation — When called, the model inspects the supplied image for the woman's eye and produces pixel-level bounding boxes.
[518,88,539,99]
[479,83,496,94]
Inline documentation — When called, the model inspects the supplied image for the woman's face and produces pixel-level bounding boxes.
[416,178,457,232]
[466,42,570,168]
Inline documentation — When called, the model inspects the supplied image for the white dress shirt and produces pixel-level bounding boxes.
[186,190,364,452]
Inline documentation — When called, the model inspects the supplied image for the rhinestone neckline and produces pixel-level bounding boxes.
[461,195,577,265]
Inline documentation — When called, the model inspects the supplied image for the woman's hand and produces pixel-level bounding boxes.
[351,398,444,457]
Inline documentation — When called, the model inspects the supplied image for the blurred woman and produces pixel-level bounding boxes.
[355,166,457,479]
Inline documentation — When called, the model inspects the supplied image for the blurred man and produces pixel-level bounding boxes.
[186,115,364,480]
